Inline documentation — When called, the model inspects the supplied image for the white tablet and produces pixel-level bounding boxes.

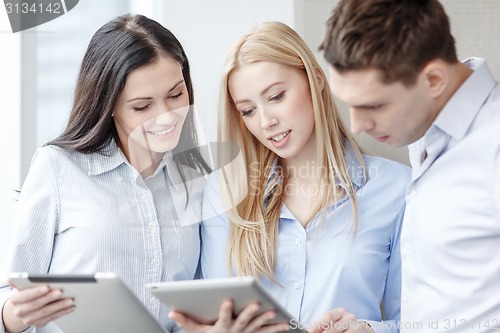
[146,276,305,332]
[8,272,166,333]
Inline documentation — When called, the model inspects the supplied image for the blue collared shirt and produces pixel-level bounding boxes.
[0,140,206,333]
[402,58,500,333]
[201,147,410,333]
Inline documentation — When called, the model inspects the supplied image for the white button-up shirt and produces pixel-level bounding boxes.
[401,58,500,333]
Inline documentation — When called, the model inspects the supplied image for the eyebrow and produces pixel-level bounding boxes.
[126,80,184,102]
[234,81,284,105]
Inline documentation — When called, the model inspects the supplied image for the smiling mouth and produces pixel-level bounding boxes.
[147,124,176,136]
[270,130,291,142]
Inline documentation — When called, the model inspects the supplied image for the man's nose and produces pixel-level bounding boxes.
[349,108,374,134]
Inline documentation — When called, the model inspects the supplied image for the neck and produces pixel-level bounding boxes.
[284,159,321,183]
[123,142,163,178]
[435,62,473,116]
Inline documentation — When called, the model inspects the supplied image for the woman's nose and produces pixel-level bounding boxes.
[260,107,278,129]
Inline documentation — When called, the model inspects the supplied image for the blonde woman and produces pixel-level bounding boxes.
[171,22,410,333]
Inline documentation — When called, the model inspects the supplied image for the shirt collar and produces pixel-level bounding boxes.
[87,139,183,193]
[87,139,126,176]
[410,58,496,168]
[267,141,366,220]
[432,57,496,141]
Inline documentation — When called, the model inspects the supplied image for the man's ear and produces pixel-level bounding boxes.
[315,67,325,92]
[421,60,448,98]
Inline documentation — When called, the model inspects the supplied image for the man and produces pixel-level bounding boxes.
[320,0,500,332]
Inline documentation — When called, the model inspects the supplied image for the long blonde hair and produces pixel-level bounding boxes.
[218,22,365,281]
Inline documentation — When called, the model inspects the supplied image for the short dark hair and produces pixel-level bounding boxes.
[48,14,210,179]
[320,0,458,86]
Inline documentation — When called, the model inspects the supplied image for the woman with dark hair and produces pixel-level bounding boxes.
[0,14,210,333]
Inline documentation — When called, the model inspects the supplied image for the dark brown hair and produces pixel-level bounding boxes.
[48,14,210,192]
[320,0,458,86]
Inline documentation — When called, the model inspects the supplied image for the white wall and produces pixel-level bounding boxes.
[0,11,21,262]
[442,0,500,76]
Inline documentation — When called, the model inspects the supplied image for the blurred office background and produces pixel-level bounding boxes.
[1,0,499,264]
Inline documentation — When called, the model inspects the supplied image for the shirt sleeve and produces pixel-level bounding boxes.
[367,192,404,333]
[365,172,406,333]
[0,147,60,333]
[200,172,231,279]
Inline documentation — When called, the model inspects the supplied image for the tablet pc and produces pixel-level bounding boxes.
[146,276,305,332]
[8,272,166,333]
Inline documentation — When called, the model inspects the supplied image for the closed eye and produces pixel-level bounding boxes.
[354,104,383,112]
[169,92,183,100]
[242,108,255,117]
[269,91,285,103]
[134,104,150,112]
[361,104,384,111]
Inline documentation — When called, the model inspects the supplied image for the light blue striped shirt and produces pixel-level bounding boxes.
[201,147,410,333]
[0,140,206,333]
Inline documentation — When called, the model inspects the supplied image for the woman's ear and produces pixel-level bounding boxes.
[421,60,448,98]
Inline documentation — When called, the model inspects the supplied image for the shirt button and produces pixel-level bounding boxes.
[295,238,302,244]
[293,282,300,289]
[408,190,417,199]
[117,176,123,183]
[141,193,148,201]
[148,222,155,230]
[401,294,409,303]
[149,297,157,304]
[151,259,160,266]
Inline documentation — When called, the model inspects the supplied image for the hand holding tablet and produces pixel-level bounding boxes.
[8,272,166,333]
[147,276,305,333]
